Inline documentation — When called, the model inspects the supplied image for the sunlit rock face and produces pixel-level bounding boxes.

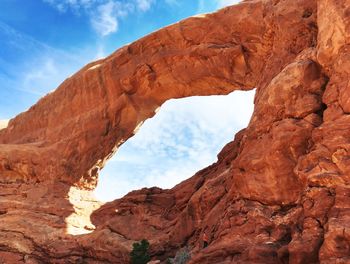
[0,0,349,263]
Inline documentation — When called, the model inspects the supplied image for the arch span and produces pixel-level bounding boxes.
[0,2,269,188]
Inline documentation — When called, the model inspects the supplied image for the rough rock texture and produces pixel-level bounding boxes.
[0,0,349,263]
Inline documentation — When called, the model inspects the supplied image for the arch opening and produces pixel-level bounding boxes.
[94,90,255,201]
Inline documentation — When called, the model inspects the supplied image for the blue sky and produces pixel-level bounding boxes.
[0,0,252,201]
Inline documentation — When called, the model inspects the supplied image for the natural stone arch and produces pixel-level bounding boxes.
[0,2,269,188]
[0,0,319,204]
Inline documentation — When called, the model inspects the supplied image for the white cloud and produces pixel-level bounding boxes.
[95,91,255,201]
[15,45,96,96]
[91,1,120,37]
[136,0,154,11]
[43,0,96,12]
[22,59,58,94]
[44,0,240,37]
[43,0,156,36]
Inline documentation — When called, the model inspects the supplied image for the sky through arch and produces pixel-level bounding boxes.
[95,90,255,201]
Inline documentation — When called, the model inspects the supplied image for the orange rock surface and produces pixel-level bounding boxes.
[0,0,349,263]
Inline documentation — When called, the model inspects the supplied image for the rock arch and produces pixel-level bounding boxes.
[0,1,269,189]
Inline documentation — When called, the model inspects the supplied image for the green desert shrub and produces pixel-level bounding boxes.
[130,239,151,264]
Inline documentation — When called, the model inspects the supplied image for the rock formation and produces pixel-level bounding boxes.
[0,0,349,263]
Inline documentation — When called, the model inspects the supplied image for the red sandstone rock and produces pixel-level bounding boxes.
[0,0,349,263]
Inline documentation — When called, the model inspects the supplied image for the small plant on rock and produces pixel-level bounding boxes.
[130,239,151,264]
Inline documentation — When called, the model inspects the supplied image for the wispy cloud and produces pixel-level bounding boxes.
[43,0,97,13]
[22,59,59,95]
[95,91,255,201]
[91,1,133,36]
[44,0,239,37]
[136,0,155,11]
[43,0,156,36]
[0,20,101,118]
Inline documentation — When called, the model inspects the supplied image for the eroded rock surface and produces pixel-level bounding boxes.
[0,0,349,263]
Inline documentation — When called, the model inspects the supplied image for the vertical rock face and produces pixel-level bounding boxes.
[0,0,349,263]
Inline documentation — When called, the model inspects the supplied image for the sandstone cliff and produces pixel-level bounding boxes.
[0,0,349,263]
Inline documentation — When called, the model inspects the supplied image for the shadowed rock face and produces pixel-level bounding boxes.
[0,0,349,263]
